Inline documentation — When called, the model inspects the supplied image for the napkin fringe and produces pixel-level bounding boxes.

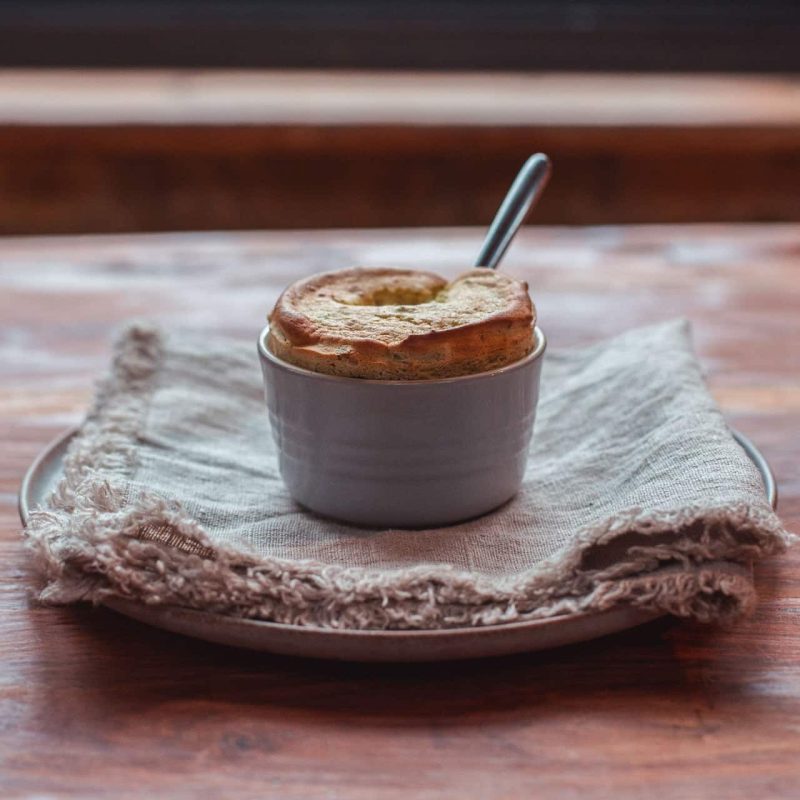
[24,503,778,629]
[27,495,789,631]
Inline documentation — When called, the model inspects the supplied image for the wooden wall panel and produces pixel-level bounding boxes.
[0,71,799,234]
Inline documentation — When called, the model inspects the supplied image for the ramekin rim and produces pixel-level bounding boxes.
[257,324,547,386]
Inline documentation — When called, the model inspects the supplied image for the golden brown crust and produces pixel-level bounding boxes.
[268,267,535,379]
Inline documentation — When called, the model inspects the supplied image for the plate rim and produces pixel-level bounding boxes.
[101,595,658,643]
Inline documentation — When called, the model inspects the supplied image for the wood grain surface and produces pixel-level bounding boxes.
[1,225,799,799]
[2,71,800,234]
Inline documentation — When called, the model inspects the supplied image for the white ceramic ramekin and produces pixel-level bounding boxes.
[258,326,546,528]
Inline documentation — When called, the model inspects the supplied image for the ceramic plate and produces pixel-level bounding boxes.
[18,428,776,661]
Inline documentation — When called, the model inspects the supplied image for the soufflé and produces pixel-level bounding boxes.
[267,267,535,380]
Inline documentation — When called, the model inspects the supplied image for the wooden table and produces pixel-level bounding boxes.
[1,225,798,799]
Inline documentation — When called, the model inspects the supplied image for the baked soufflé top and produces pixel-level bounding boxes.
[267,267,535,379]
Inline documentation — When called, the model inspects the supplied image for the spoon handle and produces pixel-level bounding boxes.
[474,153,552,269]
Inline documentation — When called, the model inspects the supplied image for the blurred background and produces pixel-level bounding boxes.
[1,0,799,235]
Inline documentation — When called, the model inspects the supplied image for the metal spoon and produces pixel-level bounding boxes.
[474,153,552,269]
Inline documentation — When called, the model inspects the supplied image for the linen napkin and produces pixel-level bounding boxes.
[25,320,791,630]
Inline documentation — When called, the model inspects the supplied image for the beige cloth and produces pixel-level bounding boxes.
[25,320,791,629]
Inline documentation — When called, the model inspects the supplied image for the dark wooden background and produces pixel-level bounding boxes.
[2,1,800,72]
[2,71,800,235]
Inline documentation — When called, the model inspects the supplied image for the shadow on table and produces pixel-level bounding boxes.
[24,597,755,729]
